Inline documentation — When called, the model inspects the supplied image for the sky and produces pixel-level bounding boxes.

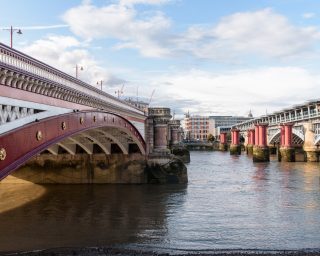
[1,0,320,118]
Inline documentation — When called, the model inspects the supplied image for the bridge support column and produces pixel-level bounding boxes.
[169,120,190,163]
[219,132,228,151]
[147,108,188,184]
[303,123,319,162]
[246,129,254,155]
[230,129,241,155]
[279,124,295,162]
[169,120,180,146]
[147,108,172,155]
[253,124,269,162]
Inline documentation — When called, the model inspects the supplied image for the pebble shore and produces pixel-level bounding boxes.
[2,247,320,256]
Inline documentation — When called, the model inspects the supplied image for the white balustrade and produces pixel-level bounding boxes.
[0,44,143,115]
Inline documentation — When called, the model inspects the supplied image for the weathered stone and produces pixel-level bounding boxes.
[146,157,188,184]
[219,143,228,151]
[279,147,295,162]
[253,146,269,162]
[171,147,190,163]
[3,152,189,184]
[246,144,253,155]
[230,144,241,155]
[305,151,319,162]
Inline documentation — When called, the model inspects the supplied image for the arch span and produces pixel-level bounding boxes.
[268,129,304,145]
[0,110,146,181]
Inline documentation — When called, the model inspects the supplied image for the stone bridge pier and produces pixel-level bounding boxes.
[145,107,188,183]
[219,132,228,151]
[246,129,255,155]
[253,124,269,162]
[279,124,295,162]
[230,129,241,155]
[303,123,319,162]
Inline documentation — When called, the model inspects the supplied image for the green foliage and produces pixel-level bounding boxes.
[207,133,215,142]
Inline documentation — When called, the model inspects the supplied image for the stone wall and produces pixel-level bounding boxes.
[2,153,188,184]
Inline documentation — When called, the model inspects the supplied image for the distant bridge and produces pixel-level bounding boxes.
[231,100,320,161]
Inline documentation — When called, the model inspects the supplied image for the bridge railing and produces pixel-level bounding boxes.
[0,43,143,115]
[235,109,320,130]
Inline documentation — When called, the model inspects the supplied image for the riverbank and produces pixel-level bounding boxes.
[2,247,320,256]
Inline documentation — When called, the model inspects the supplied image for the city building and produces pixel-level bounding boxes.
[183,111,253,141]
[183,113,213,141]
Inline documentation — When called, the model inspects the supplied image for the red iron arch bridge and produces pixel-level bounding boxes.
[0,43,184,183]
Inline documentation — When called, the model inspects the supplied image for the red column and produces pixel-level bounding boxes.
[231,129,239,145]
[254,125,259,146]
[247,130,251,145]
[220,132,227,144]
[280,125,285,146]
[250,129,255,145]
[258,124,268,147]
[284,124,293,147]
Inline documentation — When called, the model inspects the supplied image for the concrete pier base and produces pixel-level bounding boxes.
[305,151,319,162]
[230,144,241,155]
[1,153,188,184]
[279,147,295,162]
[219,143,228,151]
[246,144,253,155]
[253,146,270,162]
[171,146,190,163]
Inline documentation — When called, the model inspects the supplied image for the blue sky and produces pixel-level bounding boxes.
[1,0,320,117]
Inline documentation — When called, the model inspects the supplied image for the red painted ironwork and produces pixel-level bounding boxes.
[0,110,146,181]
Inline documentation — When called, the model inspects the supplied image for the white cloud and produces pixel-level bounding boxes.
[302,12,316,19]
[178,8,320,60]
[149,67,320,117]
[119,0,170,6]
[62,1,171,57]
[63,4,320,61]
[21,35,126,89]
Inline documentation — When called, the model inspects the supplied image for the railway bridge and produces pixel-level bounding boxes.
[221,100,320,162]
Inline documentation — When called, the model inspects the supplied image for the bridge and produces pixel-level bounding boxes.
[0,43,187,183]
[221,100,320,162]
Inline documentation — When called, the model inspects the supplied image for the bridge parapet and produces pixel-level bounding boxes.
[234,100,320,132]
[0,43,143,117]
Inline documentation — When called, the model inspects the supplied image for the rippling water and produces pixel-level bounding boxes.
[0,151,320,253]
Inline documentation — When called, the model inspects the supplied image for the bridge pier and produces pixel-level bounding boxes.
[279,124,295,162]
[246,129,254,155]
[253,124,270,162]
[230,129,241,155]
[146,108,188,183]
[219,132,228,151]
[303,123,319,162]
[169,120,190,163]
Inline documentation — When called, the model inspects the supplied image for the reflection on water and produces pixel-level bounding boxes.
[0,151,320,253]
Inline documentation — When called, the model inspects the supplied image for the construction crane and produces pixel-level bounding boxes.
[115,84,124,99]
[149,89,155,105]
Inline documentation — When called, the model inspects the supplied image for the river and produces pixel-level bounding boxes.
[0,151,319,253]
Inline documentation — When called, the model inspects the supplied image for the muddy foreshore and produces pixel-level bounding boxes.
[1,247,320,256]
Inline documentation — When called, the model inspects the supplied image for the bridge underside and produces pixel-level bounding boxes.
[268,133,304,146]
[0,111,146,181]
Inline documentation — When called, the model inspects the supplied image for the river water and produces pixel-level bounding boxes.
[0,151,320,253]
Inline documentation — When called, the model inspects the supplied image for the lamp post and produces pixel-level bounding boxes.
[75,65,83,79]
[96,80,103,91]
[3,26,22,48]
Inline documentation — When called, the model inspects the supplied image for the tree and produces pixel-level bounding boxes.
[207,133,215,142]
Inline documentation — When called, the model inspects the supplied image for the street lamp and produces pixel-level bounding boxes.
[96,80,103,91]
[3,26,23,48]
[75,65,83,79]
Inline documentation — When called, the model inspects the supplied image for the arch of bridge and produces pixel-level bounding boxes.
[0,110,146,181]
[268,129,304,145]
